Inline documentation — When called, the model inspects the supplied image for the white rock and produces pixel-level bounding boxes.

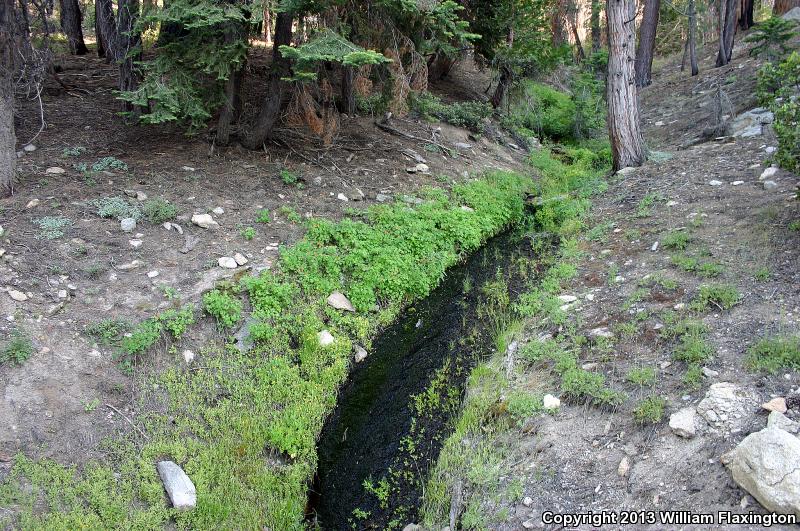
[45,166,66,174]
[760,167,779,180]
[182,350,195,364]
[25,198,40,209]
[375,193,392,203]
[8,289,28,302]
[156,461,196,510]
[731,180,744,186]
[523,496,533,507]
[589,327,614,339]
[651,241,659,252]
[709,180,723,186]
[327,291,355,312]
[0,225,4,238]
[23,144,36,152]
[318,330,335,346]
[147,270,160,279]
[233,253,248,266]
[557,295,578,303]
[669,407,697,438]
[129,239,143,249]
[218,257,238,269]
[117,260,142,271]
[120,218,137,232]
[616,167,637,176]
[135,191,147,201]
[543,394,561,409]
[191,214,218,229]
[763,180,779,191]
[212,207,225,215]
[57,289,68,299]
[354,346,368,363]
[725,427,800,517]
[336,193,349,202]
[181,166,196,172]
[768,411,800,434]
[618,456,631,477]
[702,367,719,378]
[765,146,777,154]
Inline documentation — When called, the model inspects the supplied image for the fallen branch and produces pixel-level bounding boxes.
[105,403,149,440]
[374,117,454,157]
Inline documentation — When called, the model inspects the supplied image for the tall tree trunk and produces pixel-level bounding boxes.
[606,0,645,170]
[490,27,514,109]
[688,0,699,75]
[634,0,660,87]
[715,0,737,66]
[591,0,602,53]
[216,21,246,145]
[551,0,569,47]
[739,0,754,29]
[59,0,88,55]
[340,66,355,115]
[1,0,16,196]
[95,0,110,58]
[773,0,800,15]
[243,10,293,149]
[116,0,141,112]
[569,15,586,62]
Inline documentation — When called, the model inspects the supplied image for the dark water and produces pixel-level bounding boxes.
[310,222,543,529]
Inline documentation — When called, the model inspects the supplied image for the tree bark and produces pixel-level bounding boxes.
[634,0,660,87]
[243,10,293,149]
[773,0,800,16]
[116,0,141,112]
[739,0,754,29]
[569,14,586,62]
[1,0,16,196]
[688,0,699,75]
[551,0,569,47]
[59,0,88,55]
[340,66,355,115]
[591,0,602,53]
[715,0,737,67]
[490,64,512,108]
[95,0,111,58]
[606,0,645,170]
[216,21,246,145]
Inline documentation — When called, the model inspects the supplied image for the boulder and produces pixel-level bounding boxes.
[669,407,698,438]
[318,330,335,347]
[156,461,196,510]
[233,253,248,266]
[218,257,238,269]
[725,427,800,517]
[697,382,756,432]
[768,411,800,434]
[783,7,800,21]
[120,218,137,233]
[354,346,368,363]
[327,291,355,312]
[191,213,218,229]
[543,394,561,410]
[762,397,788,414]
[7,289,28,302]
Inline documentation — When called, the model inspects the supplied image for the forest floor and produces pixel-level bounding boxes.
[0,26,798,531]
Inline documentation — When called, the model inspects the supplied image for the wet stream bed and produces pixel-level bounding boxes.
[308,219,548,529]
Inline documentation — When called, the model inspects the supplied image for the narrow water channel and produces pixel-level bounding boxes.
[309,219,545,529]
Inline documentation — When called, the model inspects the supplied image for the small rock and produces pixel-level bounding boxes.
[765,146,777,154]
[129,239,143,249]
[327,291,355,312]
[762,397,788,414]
[709,180,723,186]
[760,167,778,180]
[57,289,68,299]
[233,253,248,266]
[557,294,578,303]
[666,200,678,207]
[8,289,28,302]
[669,407,697,438]
[212,207,225,215]
[354,346,368,363]
[191,214,218,229]
[45,166,66,174]
[117,260,142,270]
[136,191,147,201]
[147,270,160,279]
[618,456,630,477]
[318,330,334,346]
[731,180,744,186]
[23,144,36,152]
[523,496,533,507]
[589,327,614,339]
[454,142,472,150]
[702,367,719,378]
[763,180,779,191]
[180,235,199,254]
[336,193,349,202]
[616,167,637,176]
[182,350,195,364]
[346,188,365,201]
[25,198,40,209]
[375,193,392,203]
[0,225,4,238]
[181,166,195,172]
[651,241,659,252]
[218,257,238,269]
[156,461,196,510]
[768,411,800,434]
[402,525,421,531]
[120,218,137,232]
[460,205,474,212]
[655,120,665,126]
[543,394,561,409]
[406,163,430,174]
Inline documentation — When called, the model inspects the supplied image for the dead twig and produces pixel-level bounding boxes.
[105,404,150,440]
[374,118,455,157]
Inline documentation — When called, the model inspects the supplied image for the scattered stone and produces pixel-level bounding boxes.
[45,166,66,174]
[129,239,143,249]
[375,193,392,203]
[25,198,40,209]
[23,144,36,152]
[336,193,349,202]
[327,291,355,312]
[557,294,578,303]
[454,142,472,150]
[400,148,426,164]
[117,260,142,271]
[669,407,697,438]
[616,167,637,176]
[697,382,756,432]
[730,108,774,138]
[147,270,159,279]
[765,146,777,154]
[0,225,4,238]
[8,289,28,302]
[731,180,744,186]
[724,427,800,517]
[666,200,678,207]
[651,241,659,252]
[180,235,199,254]
[406,163,429,174]
[585,293,595,301]
[760,167,779,180]
[354,346,368,363]
[588,327,614,339]
[460,205,475,212]
[709,180,723,186]
[163,222,184,235]
[136,191,147,201]
[212,207,225,215]
[763,180,779,191]
[768,411,800,434]
[57,289,68,299]
[191,214,218,229]
[182,350,195,364]
[523,496,533,507]
[120,218,137,232]
[702,367,719,378]
[218,257,238,269]
[181,166,196,172]
[618,456,631,477]
[318,330,335,347]
[156,461,196,510]
[233,253,248,266]
[346,187,365,201]
[543,394,561,410]
[762,397,788,414]
[655,120,665,126]
[784,6,800,21]
[402,525,421,531]
[400,195,423,205]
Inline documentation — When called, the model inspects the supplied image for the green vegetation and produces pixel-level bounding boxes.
[626,367,656,386]
[754,266,771,281]
[690,284,740,311]
[636,192,661,218]
[1,331,34,366]
[32,216,71,240]
[411,92,492,132]
[633,396,666,424]
[256,208,271,224]
[661,230,691,250]
[142,198,178,224]
[280,168,299,185]
[62,146,86,157]
[757,52,800,172]
[91,156,128,172]
[683,364,703,390]
[202,289,242,329]
[278,205,302,224]
[86,319,131,346]
[745,16,798,60]
[91,196,141,221]
[241,226,256,240]
[746,335,800,373]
